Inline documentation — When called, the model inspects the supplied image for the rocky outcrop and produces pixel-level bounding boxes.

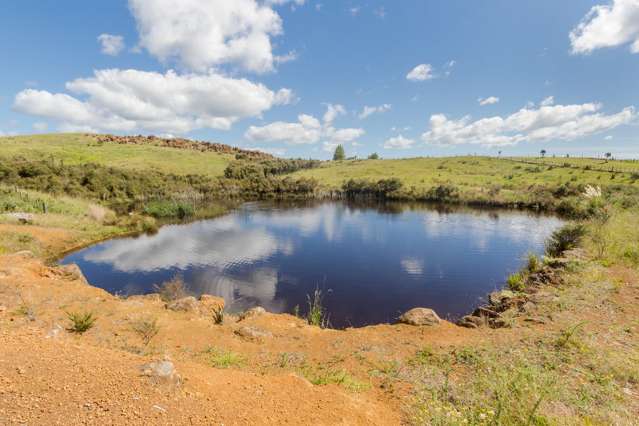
[398,308,441,326]
[93,134,273,160]
[238,307,266,321]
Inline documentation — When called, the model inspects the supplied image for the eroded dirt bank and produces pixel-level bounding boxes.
[1,222,639,424]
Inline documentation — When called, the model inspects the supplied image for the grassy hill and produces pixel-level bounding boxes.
[0,133,234,178]
[290,156,639,192]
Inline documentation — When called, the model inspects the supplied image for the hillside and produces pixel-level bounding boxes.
[0,133,245,178]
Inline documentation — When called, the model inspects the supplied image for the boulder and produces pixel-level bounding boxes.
[58,263,88,285]
[166,296,198,313]
[458,315,483,328]
[488,290,516,307]
[238,306,266,321]
[234,326,273,342]
[398,308,441,326]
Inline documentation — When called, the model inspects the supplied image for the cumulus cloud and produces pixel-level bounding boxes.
[128,0,302,73]
[358,104,391,119]
[406,64,433,81]
[97,34,125,56]
[478,96,499,106]
[245,114,322,144]
[246,104,364,146]
[384,135,415,150]
[570,0,639,54]
[422,101,635,147]
[13,69,292,134]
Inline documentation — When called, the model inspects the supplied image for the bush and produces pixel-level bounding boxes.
[131,317,160,345]
[143,200,194,219]
[342,178,403,198]
[425,184,459,201]
[154,274,188,302]
[545,224,586,257]
[66,311,96,334]
[507,272,526,291]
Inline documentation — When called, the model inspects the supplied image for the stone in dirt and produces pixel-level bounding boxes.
[46,324,65,339]
[140,360,180,385]
[234,326,273,342]
[166,296,198,313]
[238,306,266,321]
[58,264,88,285]
[398,308,441,326]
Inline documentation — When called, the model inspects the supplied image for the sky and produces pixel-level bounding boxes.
[1,0,638,159]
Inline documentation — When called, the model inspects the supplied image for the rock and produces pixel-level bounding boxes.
[458,315,483,328]
[488,290,516,306]
[238,306,266,321]
[6,212,34,224]
[521,301,536,313]
[140,360,180,384]
[46,324,65,339]
[199,295,225,316]
[234,326,272,342]
[14,250,34,258]
[58,264,88,285]
[398,308,441,326]
[166,296,198,313]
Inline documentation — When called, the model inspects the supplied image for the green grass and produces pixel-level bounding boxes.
[205,347,245,369]
[66,310,96,334]
[290,156,639,200]
[0,133,233,178]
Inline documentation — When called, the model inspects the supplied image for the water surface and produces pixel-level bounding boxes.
[62,201,563,327]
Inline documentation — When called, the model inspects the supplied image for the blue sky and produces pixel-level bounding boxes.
[1,0,638,159]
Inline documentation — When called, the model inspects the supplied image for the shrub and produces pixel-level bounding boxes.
[507,272,525,291]
[526,253,541,273]
[545,224,586,257]
[154,274,188,302]
[143,200,194,219]
[66,311,96,334]
[425,184,459,201]
[368,153,380,160]
[131,317,160,345]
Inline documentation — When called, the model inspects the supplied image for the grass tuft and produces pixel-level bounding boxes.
[66,311,96,334]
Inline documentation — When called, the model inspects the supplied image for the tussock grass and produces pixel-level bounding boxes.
[154,274,188,302]
[66,311,96,334]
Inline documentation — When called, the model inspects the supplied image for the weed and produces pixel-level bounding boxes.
[154,274,188,302]
[131,317,160,345]
[66,311,96,334]
[507,272,526,291]
[526,253,541,273]
[307,287,328,328]
[205,347,245,369]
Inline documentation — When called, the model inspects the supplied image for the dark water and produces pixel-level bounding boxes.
[61,201,563,328]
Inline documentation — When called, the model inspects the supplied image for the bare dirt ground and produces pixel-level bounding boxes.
[1,224,638,424]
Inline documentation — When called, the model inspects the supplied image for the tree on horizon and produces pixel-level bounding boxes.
[333,145,345,161]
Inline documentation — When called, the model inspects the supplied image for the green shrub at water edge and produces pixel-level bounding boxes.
[545,224,586,257]
[507,272,525,291]
[143,200,194,219]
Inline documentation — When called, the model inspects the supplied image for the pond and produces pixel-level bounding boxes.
[61,201,564,328]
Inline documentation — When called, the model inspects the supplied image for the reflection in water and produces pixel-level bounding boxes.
[62,201,564,327]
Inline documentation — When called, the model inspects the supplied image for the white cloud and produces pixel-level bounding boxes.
[245,114,321,144]
[422,101,636,147]
[406,64,433,81]
[323,103,346,124]
[570,0,639,54]
[374,7,386,18]
[478,96,500,106]
[349,7,361,16]
[540,96,555,107]
[246,104,364,146]
[358,104,391,119]
[14,69,292,134]
[605,135,614,140]
[384,135,415,150]
[128,0,299,73]
[97,34,125,56]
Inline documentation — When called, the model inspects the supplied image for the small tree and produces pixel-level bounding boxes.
[333,145,345,161]
[605,152,612,160]
[540,149,547,158]
[368,152,379,160]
